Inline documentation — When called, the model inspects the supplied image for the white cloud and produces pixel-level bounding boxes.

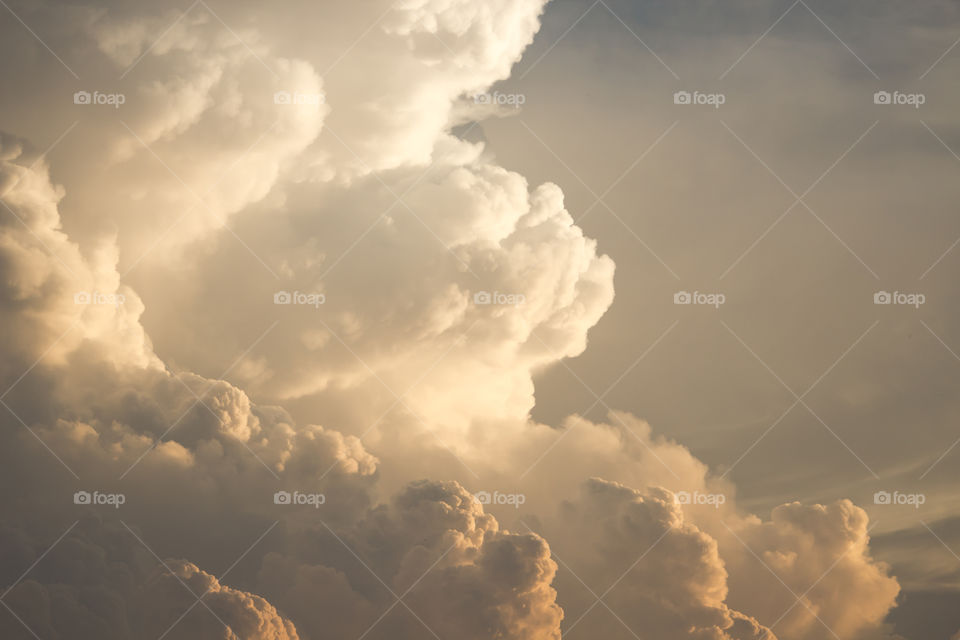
[0,1,907,639]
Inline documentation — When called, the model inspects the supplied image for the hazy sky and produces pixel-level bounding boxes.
[0,1,957,639]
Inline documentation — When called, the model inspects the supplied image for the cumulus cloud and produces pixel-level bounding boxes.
[0,1,907,639]
[544,478,773,640]
[145,154,615,436]
[462,412,900,639]
[0,519,299,640]
[0,132,156,373]
[0,87,564,640]
[261,480,562,640]
[140,560,301,640]
[0,0,612,441]
[723,500,900,640]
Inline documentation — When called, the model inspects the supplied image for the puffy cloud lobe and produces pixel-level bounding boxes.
[305,0,548,177]
[140,560,300,640]
[384,0,545,75]
[0,133,157,373]
[0,520,299,640]
[548,478,774,640]
[0,133,379,558]
[260,480,562,640]
[138,151,614,438]
[724,500,900,640]
[0,5,326,271]
[81,9,326,262]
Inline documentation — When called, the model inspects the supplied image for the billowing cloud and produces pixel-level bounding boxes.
[0,519,299,640]
[545,478,774,640]
[145,156,615,436]
[0,1,909,639]
[466,412,900,639]
[724,500,901,640]
[261,480,562,640]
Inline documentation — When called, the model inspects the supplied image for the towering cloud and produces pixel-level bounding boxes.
[0,1,904,639]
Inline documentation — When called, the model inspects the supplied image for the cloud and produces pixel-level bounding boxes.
[0,132,157,372]
[463,412,900,639]
[0,0,613,440]
[0,124,563,640]
[541,478,774,640]
[261,480,562,640]
[724,500,901,640]
[145,154,615,437]
[0,519,300,640]
[0,1,908,639]
[140,559,301,640]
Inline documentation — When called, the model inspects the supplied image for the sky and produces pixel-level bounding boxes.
[0,0,958,639]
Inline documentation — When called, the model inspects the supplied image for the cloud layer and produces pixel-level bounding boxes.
[0,1,905,639]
